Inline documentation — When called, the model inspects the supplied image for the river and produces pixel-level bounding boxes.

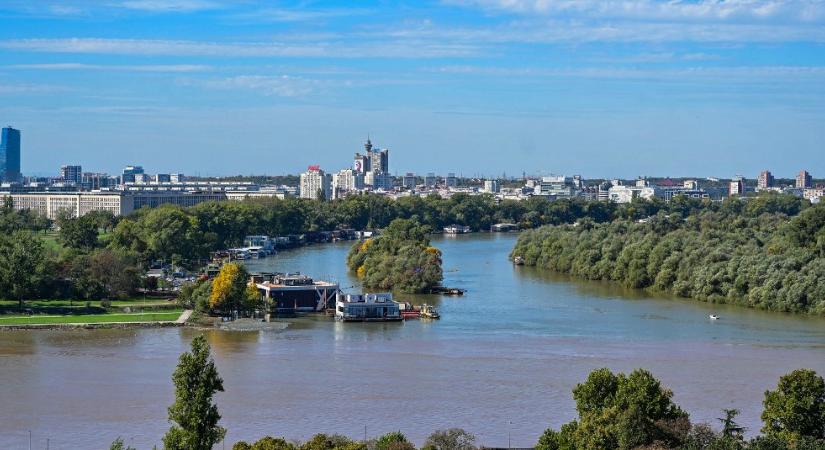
[2,233,825,449]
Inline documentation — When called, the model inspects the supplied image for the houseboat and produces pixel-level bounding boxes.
[335,292,402,322]
[444,224,471,234]
[256,273,339,317]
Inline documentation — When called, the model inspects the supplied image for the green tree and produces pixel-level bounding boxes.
[718,408,745,441]
[162,335,226,450]
[57,213,100,249]
[761,369,825,441]
[209,262,257,313]
[422,428,476,450]
[374,432,412,450]
[110,437,136,450]
[0,231,50,309]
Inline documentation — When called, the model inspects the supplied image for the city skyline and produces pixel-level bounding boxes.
[0,1,824,177]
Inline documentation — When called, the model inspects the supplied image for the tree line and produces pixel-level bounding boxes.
[511,200,825,315]
[112,336,825,450]
[0,191,811,307]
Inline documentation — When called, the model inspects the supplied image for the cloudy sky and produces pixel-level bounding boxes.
[1,0,823,179]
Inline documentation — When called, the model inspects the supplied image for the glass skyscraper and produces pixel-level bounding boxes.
[0,126,21,183]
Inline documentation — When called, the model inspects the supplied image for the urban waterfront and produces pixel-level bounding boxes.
[2,233,825,449]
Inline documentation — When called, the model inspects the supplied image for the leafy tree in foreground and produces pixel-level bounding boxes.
[422,428,476,450]
[537,368,689,450]
[162,335,226,450]
[761,369,825,441]
[374,431,413,450]
[110,437,136,450]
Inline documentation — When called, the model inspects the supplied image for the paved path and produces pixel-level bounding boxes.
[176,309,194,324]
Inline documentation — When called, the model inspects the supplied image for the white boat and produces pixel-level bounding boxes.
[709,314,719,320]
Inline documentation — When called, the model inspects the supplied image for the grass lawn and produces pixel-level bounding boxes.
[0,310,184,326]
[0,297,176,309]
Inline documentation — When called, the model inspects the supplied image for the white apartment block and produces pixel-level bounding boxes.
[300,167,332,200]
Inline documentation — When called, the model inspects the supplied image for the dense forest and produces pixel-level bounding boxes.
[511,197,825,314]
[346,219,443,293]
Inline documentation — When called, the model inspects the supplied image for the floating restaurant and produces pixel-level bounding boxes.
[255,273,339,316]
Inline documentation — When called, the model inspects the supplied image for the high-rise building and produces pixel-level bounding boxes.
[757,170,774,190]
[332,168,364,199]
[796,170,812,189]
[0,126,22,183]
[403,173,416,190]
[122,165,144,184]
[300,165,332,201]
[446,173,457,188]
[424,173,438,188]
[60,165,82,184]
[729,177,745,196]
[353,153,370,174]
[483,179,499,193]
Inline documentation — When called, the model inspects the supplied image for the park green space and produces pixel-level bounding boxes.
[0,310,183,326]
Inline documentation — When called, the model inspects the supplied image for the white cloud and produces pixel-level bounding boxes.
[9,63,211,72]
[0,37,479,58]
[196,75,321,97]
[117,0,223,12]
[448,0,825,22]
[230,7,371,23]
[0,83,68,94]
[430,64,825,81]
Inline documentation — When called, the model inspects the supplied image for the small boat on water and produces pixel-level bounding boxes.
[420,304,440,319]
[513,256,525,265]
[709,314,719,320]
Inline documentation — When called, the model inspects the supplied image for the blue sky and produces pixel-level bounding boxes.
[0,0,824,179]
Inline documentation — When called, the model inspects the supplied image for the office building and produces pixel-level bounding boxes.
[534,176,574,198]
[353,153,370,174]
[797,170,812,189]
[300,166,332,200]
[446,173,458,188]
[60,165,82,184]
[1,126,21,182]
[82,172,115,190]
[403,173,416,190]
[155,173,171,183]
[368,171,393,190]
[121,165,144,184]
[424,173,438,188]
[757,170,774,190]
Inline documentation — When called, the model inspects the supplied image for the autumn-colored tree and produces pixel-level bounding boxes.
[209,262,257,313]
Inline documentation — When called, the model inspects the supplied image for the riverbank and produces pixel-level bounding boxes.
[0,310,188,329]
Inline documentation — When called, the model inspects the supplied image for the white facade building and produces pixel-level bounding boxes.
[299,167,332,201]
[332,169,365,199]
[608,185,660,203]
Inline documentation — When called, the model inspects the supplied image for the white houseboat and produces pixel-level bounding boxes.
[335,292,402,322]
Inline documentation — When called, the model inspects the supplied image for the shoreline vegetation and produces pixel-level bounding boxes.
[346,219,443,293]
[511,199,825,315]
[2,191,824,324]
[108,337,825,450]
